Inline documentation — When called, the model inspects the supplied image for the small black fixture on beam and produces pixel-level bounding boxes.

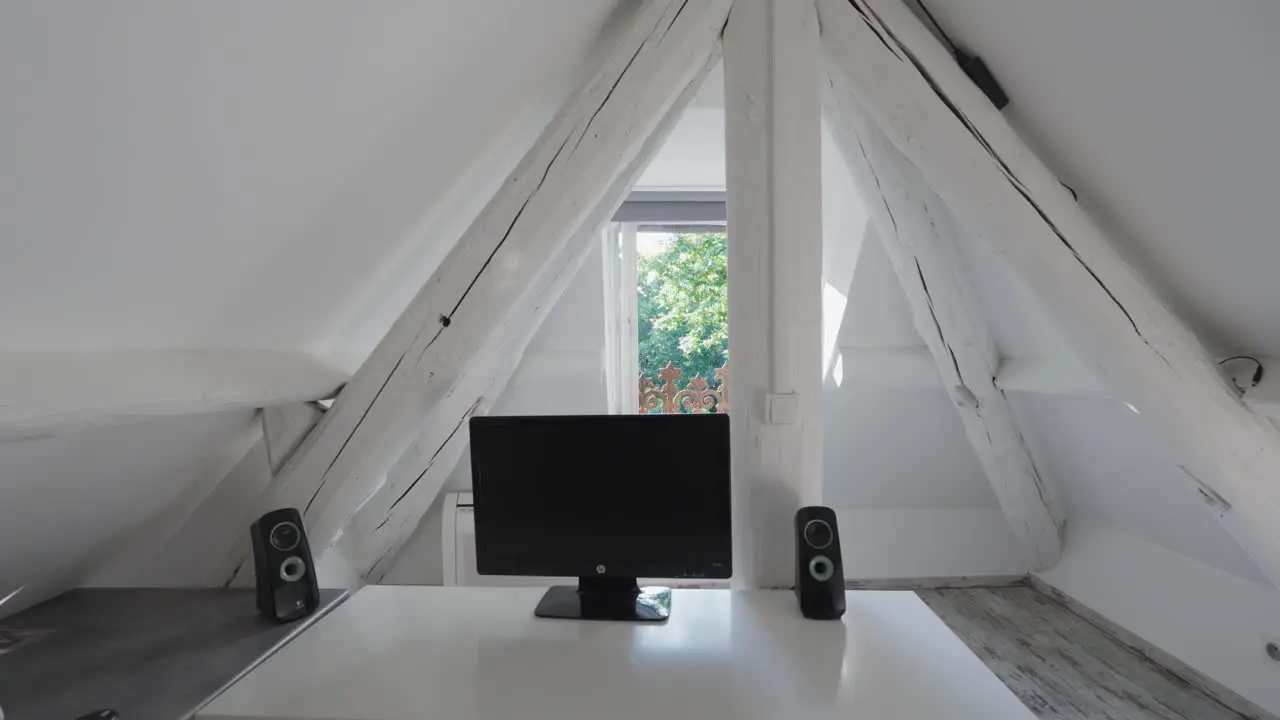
[915,0,1009,110]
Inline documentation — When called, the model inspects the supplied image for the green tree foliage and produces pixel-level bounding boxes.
[637,232,728,385]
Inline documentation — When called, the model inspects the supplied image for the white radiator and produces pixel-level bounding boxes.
[441,492,571,587]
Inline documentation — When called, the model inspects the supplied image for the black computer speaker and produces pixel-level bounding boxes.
[251,508,319,623]
[794,506,846,620]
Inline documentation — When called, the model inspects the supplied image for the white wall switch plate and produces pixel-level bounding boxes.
[766,393,800,425]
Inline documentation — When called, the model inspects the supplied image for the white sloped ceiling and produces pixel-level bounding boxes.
[0,0,627,616]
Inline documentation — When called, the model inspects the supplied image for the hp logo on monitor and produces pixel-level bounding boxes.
[596,565,607,574]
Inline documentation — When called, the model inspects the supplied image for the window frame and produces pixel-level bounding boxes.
[602,191,727,414]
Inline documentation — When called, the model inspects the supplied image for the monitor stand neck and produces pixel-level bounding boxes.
[533,577,671,622]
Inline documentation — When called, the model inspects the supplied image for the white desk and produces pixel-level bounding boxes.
[199,586,1034,719]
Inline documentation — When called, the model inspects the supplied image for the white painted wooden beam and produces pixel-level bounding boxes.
[216,0,733,586]
[818,0,1280,587]
[1240,361,1280,420]
[339,53,719,585]
[342,224,597,583]
[0,350,344,442]
[834,347,1278,411]
[824,93,1063,569]
[724,0,824,588]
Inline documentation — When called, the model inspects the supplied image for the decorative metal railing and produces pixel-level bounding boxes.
[638,361,729,414]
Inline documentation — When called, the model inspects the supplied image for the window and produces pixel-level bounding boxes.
[603,194,728,415]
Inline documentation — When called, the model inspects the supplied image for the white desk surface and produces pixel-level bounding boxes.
[199,586,1035,720]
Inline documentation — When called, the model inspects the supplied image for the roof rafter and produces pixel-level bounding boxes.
[824,85,1064,569]
[212,0,734,587]
[340,55,721,583]
[818,0,1280,588]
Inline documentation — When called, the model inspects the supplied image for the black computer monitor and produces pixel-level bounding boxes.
[469,413,731,622]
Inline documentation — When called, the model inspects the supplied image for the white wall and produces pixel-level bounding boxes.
[1011,394,1267,583]
[0,410,258,618]
[1039,521,1280,715]
[90,421,278,589]
[634,63,725,192]
[386,117,1034,586]
[634,108,726,192]
[822,235,1027,578]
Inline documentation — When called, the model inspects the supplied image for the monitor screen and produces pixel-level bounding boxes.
[470,414,731,581]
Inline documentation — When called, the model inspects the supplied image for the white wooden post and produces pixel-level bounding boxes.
[724,0,825,588]
[212,0,733,585]
[825,87,1063,569]
[819,0,1280,587]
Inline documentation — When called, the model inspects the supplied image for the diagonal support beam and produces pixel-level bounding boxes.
[342,222,600,584]
[335,56,718,584]
[215,0,733,586]
[825,86,1064,569]
[818,0,1280,587]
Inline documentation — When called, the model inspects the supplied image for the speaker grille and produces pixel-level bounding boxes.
[279,556,307,583]
[808,555,835,582]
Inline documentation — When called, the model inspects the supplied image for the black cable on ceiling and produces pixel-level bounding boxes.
[1218,355,1264,389]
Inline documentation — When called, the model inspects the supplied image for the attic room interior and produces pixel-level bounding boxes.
[3,0,1280,718]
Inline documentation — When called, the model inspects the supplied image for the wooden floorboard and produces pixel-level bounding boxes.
[918,586,1252,720]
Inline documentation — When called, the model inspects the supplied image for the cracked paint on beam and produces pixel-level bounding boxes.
[845,0,1152,345]
[915,257,963,385]
[210,0,733,588]
[385,399,479,517]
[326,33,726,586]
[825,75,1063,570]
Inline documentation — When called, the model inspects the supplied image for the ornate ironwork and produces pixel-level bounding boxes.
[638,361,729,414]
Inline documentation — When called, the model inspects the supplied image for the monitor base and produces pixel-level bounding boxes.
[534,577,671,622]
